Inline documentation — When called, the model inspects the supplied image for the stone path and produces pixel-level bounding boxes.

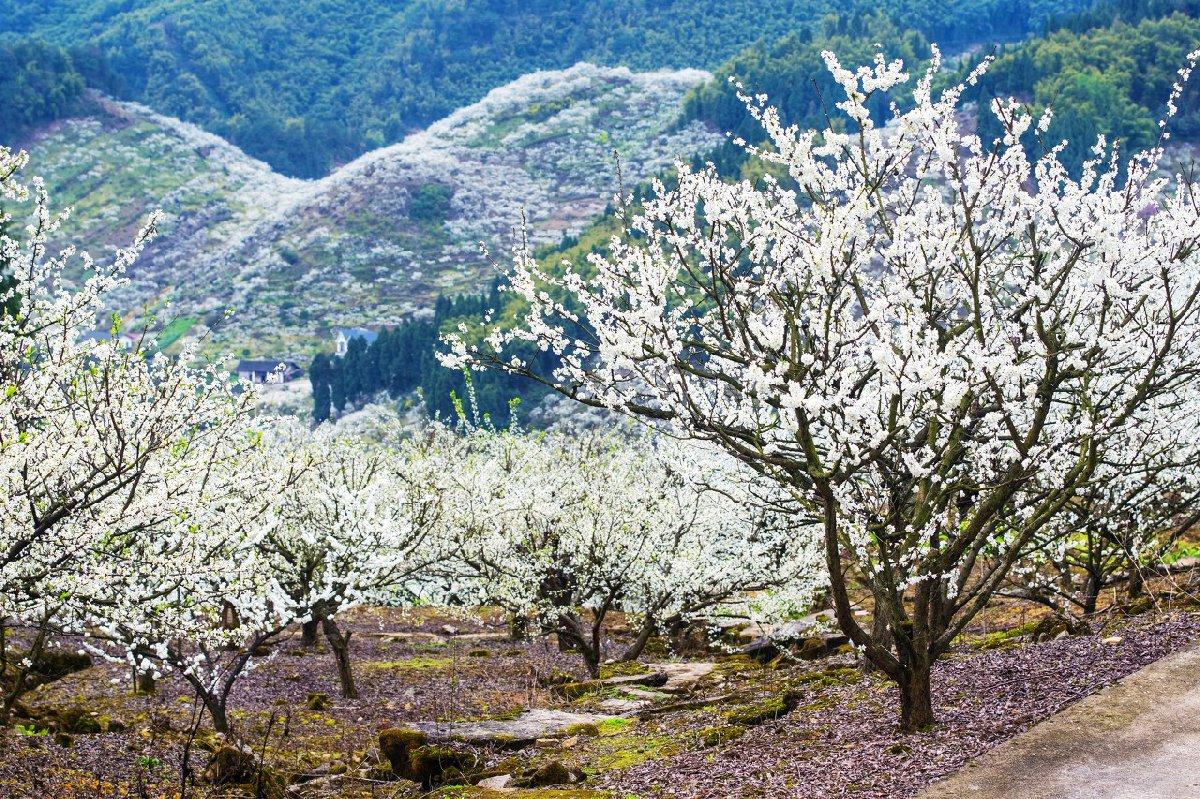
[412,708,615,748]
[918,647,1200,799]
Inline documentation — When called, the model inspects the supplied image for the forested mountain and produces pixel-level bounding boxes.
[967,11,1200,166]
[685,0,1200,165]
[8,0,1200,425]
[0,39,85,142]
[19,63,719,363]
[1,0,1089,176]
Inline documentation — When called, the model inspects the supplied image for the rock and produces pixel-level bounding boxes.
[534,737,559,749]
[203,744,258,785]
[1102,636,1125,645]
[412,709,618,749]
[376,729,478,787]
[52,705,126,735]
[667,621,713,656]
[554,671,669,699]
[564,722,600,737]
[29,649,92,681]
[286,774,345,798]
[723,691,803,727]
[441,625,459,636]
[457,632,510,643]
[378,727,428,775]
[516,760,578,787]
[599,698,647,713]
[405,743,478,787]
[388,780,422,798]
[741,637,781,663]
[477,773,514,790]
[1031,616,1069,642]
[648,662,716,694]
[638,693,732,718]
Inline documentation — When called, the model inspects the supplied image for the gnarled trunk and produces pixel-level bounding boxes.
[322,619,358,699]
[300,619,320,647]
[619,616,657,662]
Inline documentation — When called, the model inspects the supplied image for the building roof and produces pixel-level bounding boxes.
[334,326,379,344]
[236,359,302,372]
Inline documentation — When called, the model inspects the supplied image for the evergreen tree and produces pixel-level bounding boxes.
[309,354,332,424]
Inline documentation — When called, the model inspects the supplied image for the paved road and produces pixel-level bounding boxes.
[918,647,1200,799]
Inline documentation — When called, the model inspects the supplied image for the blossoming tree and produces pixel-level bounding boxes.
[444,423,822,676]
[446,49,1200,728]
[1011,386,1200,622]
[256,423,450,698]
[0,145,261,723]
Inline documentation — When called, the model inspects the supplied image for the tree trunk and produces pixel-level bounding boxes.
[1127,567,1146,600]
[1081,571,1101,616]
[861,604,894,674]
[202,692,229,734]
[0,621,49,726]
[579,641,600,678]
[322,619,358,699]
[136,670,157,695]
[507,612,528,641]
[556,612,601,677]
[898,665,934,732]
[619,617,656,662]
[300,620,320,647]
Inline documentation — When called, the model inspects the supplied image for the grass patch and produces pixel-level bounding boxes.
[153,315,198,351]
[363,655,454,673]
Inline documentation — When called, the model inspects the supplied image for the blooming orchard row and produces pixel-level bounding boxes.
[445,47,1200,729]
[0,149,814,733]
[5,44,1200,739]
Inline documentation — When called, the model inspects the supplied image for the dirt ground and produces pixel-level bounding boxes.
[1,593,1198,799]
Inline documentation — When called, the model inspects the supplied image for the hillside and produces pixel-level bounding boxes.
[22,63,721,357]
[0,0,1090,176]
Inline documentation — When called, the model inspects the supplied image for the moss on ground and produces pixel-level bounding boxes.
[723,691,802,726]
[363,655,454,672]
[698,724,746,747]
[584,719,677,773]
[598,661,650,679]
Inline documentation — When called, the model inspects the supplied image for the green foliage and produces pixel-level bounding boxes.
[965,13,1200,170]
[309,283,551,427]
[408,183,454,224]
[3,0,1090,177]
[682,0,1095,141]
[0,38,86,143]
[683,13,933,141]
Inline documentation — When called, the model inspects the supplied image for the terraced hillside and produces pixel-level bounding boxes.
[23,63,721,357]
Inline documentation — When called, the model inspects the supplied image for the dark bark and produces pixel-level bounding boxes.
[556,611,601,677]
[0,619,50,726]
[322,618,358,699]
[1081,571,1101,616]
[861,600,894,674]
[620,616,657,662]
[300,620,320,647]
[898,665,934,731]
[507,612,528,641]
[136,670,157,695]
[200,690,229,734]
